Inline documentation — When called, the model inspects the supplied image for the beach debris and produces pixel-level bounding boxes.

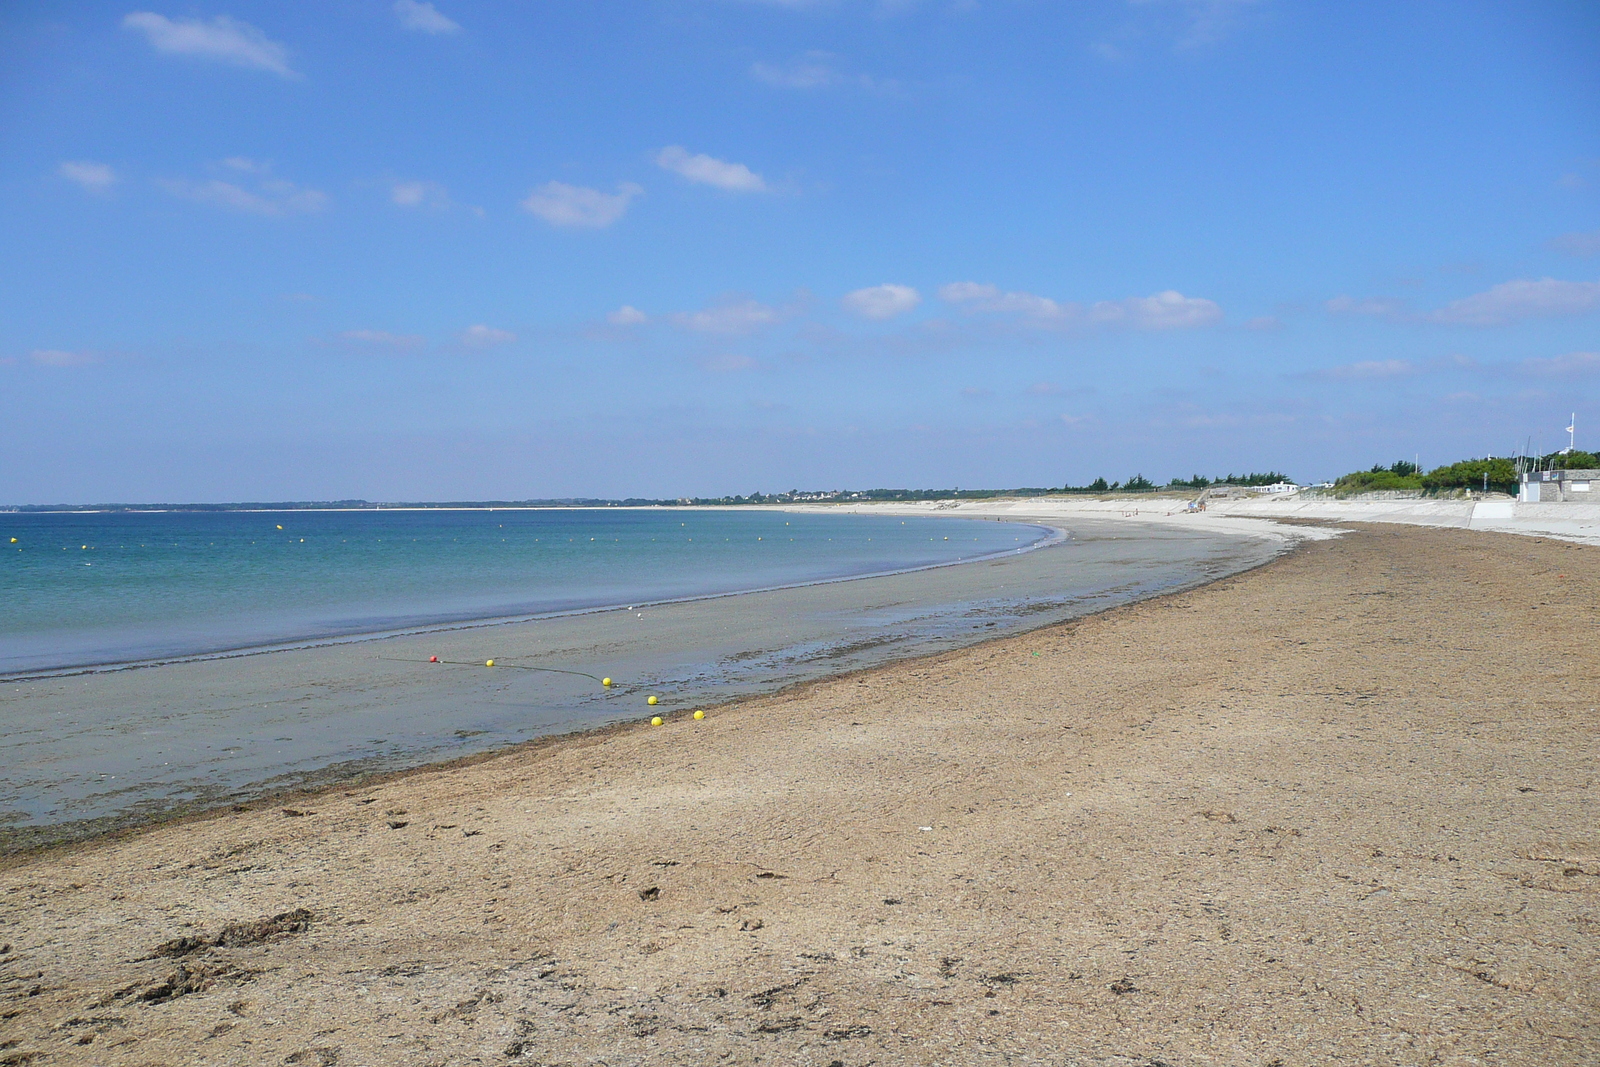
[138,960,234,1003]
[650,717,663,727]
[387,820,409,829]
[1108,977,1140,995]
[151,909,315,959]
[693,710,704,720]
[638,886,660,901]
[824,1025,873,1040]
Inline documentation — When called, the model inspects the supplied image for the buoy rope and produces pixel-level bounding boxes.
[379,656,612,685]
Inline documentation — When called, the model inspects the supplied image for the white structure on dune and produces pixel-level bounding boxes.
[1520,469,1598,503]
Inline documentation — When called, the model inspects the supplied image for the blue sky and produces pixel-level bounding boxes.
[2,0,1598,502]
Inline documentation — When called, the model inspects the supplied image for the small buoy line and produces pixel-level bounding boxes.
[376,656,701,725]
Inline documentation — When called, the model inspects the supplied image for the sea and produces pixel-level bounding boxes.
[1,508,1042,676]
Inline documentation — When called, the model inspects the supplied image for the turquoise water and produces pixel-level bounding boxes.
[0,509,1045,674]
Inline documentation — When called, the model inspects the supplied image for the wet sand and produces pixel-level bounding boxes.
[1,524,1596,1065]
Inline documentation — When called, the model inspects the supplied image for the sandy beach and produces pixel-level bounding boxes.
[2,521,1597,1065]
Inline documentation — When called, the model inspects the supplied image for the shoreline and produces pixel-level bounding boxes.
[1,511,1298,853]
[0,514,1304,863]
[3,522,1594,1064]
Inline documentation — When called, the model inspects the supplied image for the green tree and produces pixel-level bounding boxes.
[1421,458,1518,495]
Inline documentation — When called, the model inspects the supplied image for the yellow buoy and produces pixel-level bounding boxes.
[693,710,704,720]
[276,524,283,530]
[485,659,495,667]
[650,716,663,726]
[8,538,15,543]
[647,695,659,706]
[602,677,612,687]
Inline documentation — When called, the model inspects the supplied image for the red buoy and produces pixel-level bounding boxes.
[429,655,438,663]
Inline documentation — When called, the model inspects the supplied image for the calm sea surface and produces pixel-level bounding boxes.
[0,509,1044,675]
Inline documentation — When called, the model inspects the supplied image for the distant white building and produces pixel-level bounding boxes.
[1519,469,1598,502]
[1250,481,1301,495]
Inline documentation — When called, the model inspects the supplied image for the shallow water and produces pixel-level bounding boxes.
[0,513,1282,848]
[0,508,1040,674]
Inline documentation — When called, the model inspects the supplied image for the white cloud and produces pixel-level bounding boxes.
[750,51,895,92]
[58,161,117,193]
[1089,289,1222,329]
[701,353,757,373]
[1520,351,1600,378]
[751,54,843,89]
[655,146,767,193]
[607,305,648,326]
[394,0,461,34]
[1549,230,1600,258]
[339,329,425,350]
[160,169,327,216]
[520,181,641,228]
[938,282,1067,318]
[390,179,451,209]
[460,325,516,347]
[939,281,1219,329]
[673,298,784,335]
[122,12,294,77]
[1427,277,1600,326]
[30,349,96,367]
[842,284,920,320]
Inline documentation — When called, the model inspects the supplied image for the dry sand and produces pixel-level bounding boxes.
[1,523,1596,1065]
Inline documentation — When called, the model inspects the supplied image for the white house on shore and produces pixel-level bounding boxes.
[1519,469,1599,502]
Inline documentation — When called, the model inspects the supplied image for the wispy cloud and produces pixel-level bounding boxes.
[750,51,895,92]
[1329,277,1600,326]
[1520,350,1600,378]
[460,325,516,347]
[160,159,326,216]
[58,161,117,194]
[390,179,449,209]
[122,12,295,77]
[1550,230,1600,258]
[938,282,1221,329]
[394,0,460,34]
[1091,290,1223,328]
[520,181,642,227]
[30,349,97,367]
[607,306,648,326]
[1428,278,1600,326]
[1324,294,1408,321]
[673,297,787,335]
[655,147,767,193]
[1314,359,1417,380]
[842,284,920,320]
[338,329,425,350]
